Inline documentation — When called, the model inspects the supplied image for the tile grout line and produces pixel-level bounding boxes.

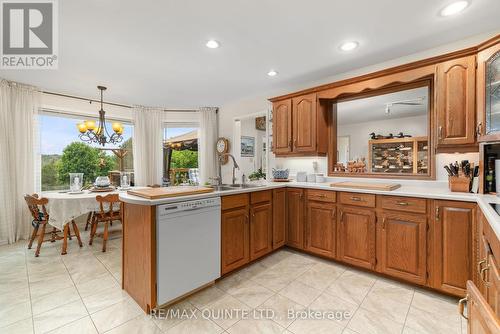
[343,274,377,332]
[24,242,36,334]
[401,289,416,334]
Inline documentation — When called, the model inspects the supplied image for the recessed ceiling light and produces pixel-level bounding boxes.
[339,41,359,52]
[206,40,220,49]
[267,70,278,77]
[440,1,469,16]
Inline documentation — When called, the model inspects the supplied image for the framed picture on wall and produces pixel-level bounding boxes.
[255,116,266,131]
[241,136,255,157]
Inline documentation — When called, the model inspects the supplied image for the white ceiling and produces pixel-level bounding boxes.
[337,87,428,125]
[1,0,499,108]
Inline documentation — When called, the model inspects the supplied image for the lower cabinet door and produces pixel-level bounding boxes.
[378,212,427,285]
[338,206,376,270]
[272,188,287,249]
[250,202,273,261]
[221,207,249,275]
[286,188,305,249]
[485,254,500,317]
[306,201,335,258]
[463,281,500,334]
[432,201,475,296]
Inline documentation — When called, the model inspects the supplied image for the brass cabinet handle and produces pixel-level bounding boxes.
[340,211,344,222]
[477,259,487,275]
[458,296,468,320]
[289,140,292,149]
[435,207,440,220]
[476,122,483,137]
[438,126,443,140]
[397,202,409,206]
[351,196,362,201]
[480,265,490,285]
[293,139,297,148]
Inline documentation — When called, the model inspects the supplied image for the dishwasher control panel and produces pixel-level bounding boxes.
[157,197,221,216]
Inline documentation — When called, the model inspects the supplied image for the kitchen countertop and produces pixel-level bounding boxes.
[119,180,500,241]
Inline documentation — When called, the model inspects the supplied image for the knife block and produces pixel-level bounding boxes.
[448,176,471,193]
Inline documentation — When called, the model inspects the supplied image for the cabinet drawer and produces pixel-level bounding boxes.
[339,192,375,208]
[250,190,272,204]
[381,196,426,214]
[222,193,249,210]
[307,189,336,203]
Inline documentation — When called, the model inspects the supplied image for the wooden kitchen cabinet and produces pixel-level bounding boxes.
[272,99,292,154]
[221,206,249,275]
[337,206,376,270]
[477,41,500,141]
[286,188,305,249]
[305,200,336,258]
[292,93,317,153]
[272,93,327,156]
[377,211,427,285]
[272,188,286,249]
[431,200,475,296]
[436,55,476,147]
[485,254,500,316]
[249,194,273,261]
[462,281,500,334]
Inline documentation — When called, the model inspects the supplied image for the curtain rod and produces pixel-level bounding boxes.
[42,90,201,113]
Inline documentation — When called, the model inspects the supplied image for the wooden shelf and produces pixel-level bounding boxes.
[368,136,428,175]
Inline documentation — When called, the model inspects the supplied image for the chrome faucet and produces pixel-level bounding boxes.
[218,153,240,185]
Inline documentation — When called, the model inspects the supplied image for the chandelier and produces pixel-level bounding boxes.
[77,86,124,146]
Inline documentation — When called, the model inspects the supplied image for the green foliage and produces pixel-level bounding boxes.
[56,142,114,186]
[109,137,134,171]
[41,159,60,190]
[249,168,266,181]
[171,150,198,169]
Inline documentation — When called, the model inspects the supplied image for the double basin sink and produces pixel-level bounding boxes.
[210,184,263,192]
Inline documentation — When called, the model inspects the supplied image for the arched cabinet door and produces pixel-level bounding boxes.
[292,93,317,153]
[436,55,476,147]
[477,41,500,142]
[272,99,292,154]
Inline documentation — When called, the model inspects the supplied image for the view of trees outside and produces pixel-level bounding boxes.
[40,114,133,191]
[164,127,199,169]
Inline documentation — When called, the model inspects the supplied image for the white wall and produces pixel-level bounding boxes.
[237,117,265,177]
[337,115,428,160]
[218,31,497,182]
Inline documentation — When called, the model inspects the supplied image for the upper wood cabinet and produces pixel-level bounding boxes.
[272,99,292,154]
[477,42,500,142]
[286,188,305,249]
[337,205,376,270]
[272,188,286,249]
[292,93,317,153]
[377,211,427,285]
[431,200,475,296]
[436,55,476,147]
[305,200,336,258]
[272,93,328,156]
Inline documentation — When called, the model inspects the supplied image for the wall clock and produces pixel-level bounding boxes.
[216,137,229,165]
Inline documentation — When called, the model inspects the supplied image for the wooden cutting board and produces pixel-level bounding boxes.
[330,181,401,191]
[127,186,214,199]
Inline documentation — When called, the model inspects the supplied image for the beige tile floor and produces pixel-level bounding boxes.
[0,225,467,334]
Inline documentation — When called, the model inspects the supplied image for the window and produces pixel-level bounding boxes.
[40,112,134,191]
[163,124,199,185]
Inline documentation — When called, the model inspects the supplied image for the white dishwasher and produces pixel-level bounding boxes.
[156,197,221,305]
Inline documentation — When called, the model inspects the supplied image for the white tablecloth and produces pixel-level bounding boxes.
[42,190,120,230]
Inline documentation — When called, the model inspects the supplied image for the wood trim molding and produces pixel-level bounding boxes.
[269,34,500,102]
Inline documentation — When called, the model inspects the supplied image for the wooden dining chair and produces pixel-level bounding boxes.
[24,194,83,256]
[89,194,122,252]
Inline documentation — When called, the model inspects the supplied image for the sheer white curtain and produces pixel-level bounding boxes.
[198,107,218,185]
[132,106,164,186]
[0,80,40,244]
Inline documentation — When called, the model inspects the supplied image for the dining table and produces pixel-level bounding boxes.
[41,189,124,232]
